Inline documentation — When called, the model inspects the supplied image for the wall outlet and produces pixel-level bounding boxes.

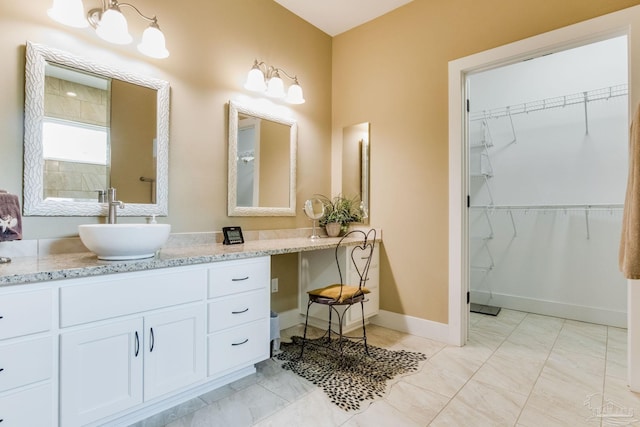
[271,278,279,293]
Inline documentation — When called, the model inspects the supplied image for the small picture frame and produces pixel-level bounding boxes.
[222,226,244,245]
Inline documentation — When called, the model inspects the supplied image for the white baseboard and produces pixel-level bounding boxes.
[278,308,455,345]
[470,290,627,328]
[370,310,453,344]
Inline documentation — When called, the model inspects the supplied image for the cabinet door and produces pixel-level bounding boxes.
[144,305,206,401]
[60,318,143,427]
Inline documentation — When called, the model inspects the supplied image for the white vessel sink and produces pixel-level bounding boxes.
[78,224,171,260]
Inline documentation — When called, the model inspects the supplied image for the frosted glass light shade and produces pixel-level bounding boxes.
[286,83,305,104]
[266,76,285,98]
[95,8,132,45]
[138,25,169,58]
[48,0,88,28]
[245,67,267,92]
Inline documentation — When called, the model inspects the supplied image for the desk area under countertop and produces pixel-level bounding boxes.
[0,229,382,286]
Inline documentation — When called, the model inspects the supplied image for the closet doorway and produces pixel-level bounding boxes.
[466,35,628,329]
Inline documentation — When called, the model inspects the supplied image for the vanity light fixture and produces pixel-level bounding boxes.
[244,60,305,104]
[47,0,169,59]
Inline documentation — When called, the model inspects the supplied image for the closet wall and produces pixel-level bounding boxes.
[468,36,629,327]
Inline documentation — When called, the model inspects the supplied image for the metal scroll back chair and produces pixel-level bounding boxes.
[299,228,377,357]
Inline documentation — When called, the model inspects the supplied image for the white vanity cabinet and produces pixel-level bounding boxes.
[299,245,380,331]
[58,266,207,427]
[0,288,54,427]
[206,257,270,377]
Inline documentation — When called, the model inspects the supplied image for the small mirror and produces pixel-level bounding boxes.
[228,101,297,216]
[342,122,370,223]
[23,41,169,216]
[303,198,325,239]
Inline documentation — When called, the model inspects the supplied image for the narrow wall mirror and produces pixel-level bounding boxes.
[23,41,170,216]
[342,122,370,224]
[228,100,297,216]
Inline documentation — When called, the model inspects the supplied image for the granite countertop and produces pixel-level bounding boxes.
[0,235,376,286]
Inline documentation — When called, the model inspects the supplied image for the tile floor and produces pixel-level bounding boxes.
[133,310,640,426]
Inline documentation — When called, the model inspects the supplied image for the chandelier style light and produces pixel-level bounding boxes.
[47,0,169,59]
[244,59,305,104]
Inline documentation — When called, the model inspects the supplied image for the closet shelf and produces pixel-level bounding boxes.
[470,203,623,211]
[469,84,628,122]
[470,203,622,239]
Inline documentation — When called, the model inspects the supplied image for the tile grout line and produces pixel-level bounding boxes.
[513,316,566,427]
[426,311,527,425]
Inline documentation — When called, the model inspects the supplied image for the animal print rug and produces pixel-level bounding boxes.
[275,336,427,411]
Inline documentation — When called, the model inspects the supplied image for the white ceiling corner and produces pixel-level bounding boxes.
[273,0,414,36]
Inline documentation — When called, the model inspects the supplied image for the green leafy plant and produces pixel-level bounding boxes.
[316,194,364,227]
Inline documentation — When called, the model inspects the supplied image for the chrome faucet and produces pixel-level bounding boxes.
[107,187,125,224]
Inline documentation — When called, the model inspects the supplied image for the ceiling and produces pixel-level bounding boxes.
[273,0,414,36]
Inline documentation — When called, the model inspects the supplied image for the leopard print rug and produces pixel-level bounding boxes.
[274,336,427,411]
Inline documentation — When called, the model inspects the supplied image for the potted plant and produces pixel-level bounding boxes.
[317,194,364,237]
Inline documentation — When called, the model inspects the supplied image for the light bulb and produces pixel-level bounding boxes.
[47,0,88,28]
[245,65,267,92]
[266,75,285,98]
[286,82,305,104]
[95,7,132,45]
[138,23,169,58]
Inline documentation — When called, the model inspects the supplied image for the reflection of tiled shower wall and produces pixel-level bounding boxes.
[43,76,109,200]
[44,160,108,201]
[44,76,108,125]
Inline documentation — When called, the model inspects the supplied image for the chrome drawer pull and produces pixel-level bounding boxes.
[0,368,4,373]
[232,339,249,346]
[232,308,249,314]
[150,327,155,352]
[231,276,249,282]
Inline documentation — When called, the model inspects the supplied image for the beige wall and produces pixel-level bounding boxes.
[0,0,332,239]
[110,80,156,204]
[258,119,290,206]
[332,0,640,323]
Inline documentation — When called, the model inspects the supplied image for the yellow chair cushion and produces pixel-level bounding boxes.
[307,284,370,303]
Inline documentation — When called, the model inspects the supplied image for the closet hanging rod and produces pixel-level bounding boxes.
[470,203,623,211]
[469,84,628,122]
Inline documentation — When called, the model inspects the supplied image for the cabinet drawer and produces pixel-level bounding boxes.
[348,246,379,274]
[0,290,51,340]
[0,337,52,394]
[207,318,269,377]
[207,257,270,298]
[60,267,206,327]
[208,289,268,333]
[0,384,53,427]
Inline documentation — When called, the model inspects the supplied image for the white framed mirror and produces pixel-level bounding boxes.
[23,41,170,216]
[228,100,297,216]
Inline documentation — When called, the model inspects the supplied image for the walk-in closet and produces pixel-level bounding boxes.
[467,35,629,328]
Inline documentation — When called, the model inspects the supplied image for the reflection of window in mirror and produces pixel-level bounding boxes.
[43,66,110,201]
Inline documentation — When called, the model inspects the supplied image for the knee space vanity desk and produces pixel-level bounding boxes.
[0,231,380,427]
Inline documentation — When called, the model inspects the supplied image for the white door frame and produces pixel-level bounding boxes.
[448,6,640,347]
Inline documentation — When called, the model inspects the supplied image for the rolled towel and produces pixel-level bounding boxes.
[0,191,22,242]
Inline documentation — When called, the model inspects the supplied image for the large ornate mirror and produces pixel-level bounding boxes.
[228,100,297,216]
[23,41,169,216]
[342,122,370,224]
